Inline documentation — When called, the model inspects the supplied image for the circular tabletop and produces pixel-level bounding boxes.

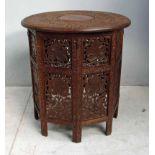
[21,10,131,33]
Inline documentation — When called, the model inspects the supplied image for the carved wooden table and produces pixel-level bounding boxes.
[21,11,130,142]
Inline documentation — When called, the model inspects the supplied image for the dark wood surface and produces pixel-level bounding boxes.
[22,11,130,143]
[22,10,130,33]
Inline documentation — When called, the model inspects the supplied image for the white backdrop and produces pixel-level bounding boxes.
[5,0,149,86]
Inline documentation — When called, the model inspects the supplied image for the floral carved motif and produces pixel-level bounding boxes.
[44,38,71,68]
[83,35,111,66]
[82,72,109,120]
[45,73,72,120]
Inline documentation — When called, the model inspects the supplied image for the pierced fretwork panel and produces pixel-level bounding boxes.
[82,72,109,120]
[45,73,72,120]
[83,35,111,66]
[43,38,71,68]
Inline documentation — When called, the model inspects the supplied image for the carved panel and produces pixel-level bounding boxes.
[82,72,109,120]
[83,35,111,66]
[44,38,71,68]
[45,73,72,120]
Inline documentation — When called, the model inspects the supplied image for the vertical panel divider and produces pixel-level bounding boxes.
[72,37,83,143]
[106,31,117,135]
[114,30,124,118]
[36,32,48,136]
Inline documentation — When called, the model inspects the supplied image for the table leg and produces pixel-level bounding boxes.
[72,122,82,143]
[106,119,112,135]
[72,39,82,143]
[41,120,48,136]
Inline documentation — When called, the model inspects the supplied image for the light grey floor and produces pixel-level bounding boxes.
[5,86,149,155]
